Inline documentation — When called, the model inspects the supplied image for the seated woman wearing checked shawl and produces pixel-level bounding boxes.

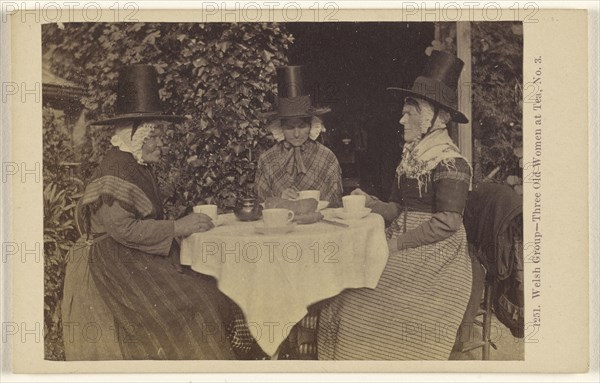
[255,116,343,207]
[227,66,343,360]
[254,65,343,208]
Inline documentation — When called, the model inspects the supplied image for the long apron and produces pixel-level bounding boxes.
[61,235,123,360]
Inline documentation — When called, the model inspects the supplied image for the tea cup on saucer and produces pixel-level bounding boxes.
[262,208,295,228]
[342,195,366,214]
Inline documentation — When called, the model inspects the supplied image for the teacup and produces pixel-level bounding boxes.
[298,190,321,202]
[342,195,366,213]
[193,204,218,222]
[262,208,295,228]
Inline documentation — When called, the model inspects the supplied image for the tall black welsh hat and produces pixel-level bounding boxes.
[387,50,468,123]
[91,64,186,126]
[264,65,331,120]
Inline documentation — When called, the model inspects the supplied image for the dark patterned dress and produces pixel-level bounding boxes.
[62,149,235,360]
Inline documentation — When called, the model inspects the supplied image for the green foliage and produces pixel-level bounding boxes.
[42,107,83,360]
[471,22,523,189]
[43,22,292,218]
[427,22,523,191]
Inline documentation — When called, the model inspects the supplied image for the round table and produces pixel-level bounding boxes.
[180,209,389,357]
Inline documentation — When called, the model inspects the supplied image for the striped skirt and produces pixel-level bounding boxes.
[87,237,235,360]
[317,211,472,360]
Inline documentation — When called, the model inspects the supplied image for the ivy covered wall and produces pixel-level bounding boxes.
[44,22,293,217]
[472,21,524,192]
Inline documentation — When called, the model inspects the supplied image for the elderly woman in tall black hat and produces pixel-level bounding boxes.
[61,65,235,360]
[254,65,343,207]
[317,51,473,360]
[224,66,343,360]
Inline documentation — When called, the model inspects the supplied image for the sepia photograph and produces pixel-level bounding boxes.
[2,3,594,378]
[41,20,525,362]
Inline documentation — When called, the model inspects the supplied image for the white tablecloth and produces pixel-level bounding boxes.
[180,209,389,356]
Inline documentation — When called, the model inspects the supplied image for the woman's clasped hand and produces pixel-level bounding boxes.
[174,213,215,237]
[350,188,380,208]
[281,186,300,200]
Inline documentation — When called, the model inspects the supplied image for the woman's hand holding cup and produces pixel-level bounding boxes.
[281,187,299,200]
[174,213,214,237]
[350,188,379,208]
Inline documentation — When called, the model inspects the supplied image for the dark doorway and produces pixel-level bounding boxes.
[284,22,434,200]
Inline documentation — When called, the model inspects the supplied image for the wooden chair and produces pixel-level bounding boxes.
[457,245,498,359]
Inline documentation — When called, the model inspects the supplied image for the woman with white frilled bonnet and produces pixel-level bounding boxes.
[61,65,235,360]
[254,65,343,208]
[317,51,474,360]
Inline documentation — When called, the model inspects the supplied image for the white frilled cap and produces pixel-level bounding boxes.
[110,122,156,165]
[266,116,326,142]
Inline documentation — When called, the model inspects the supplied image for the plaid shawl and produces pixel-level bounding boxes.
[80,149,164,234]
[255,140,343,207]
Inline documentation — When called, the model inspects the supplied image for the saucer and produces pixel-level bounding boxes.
[333,208,372,220]
[254,222,297,235]
[260,201,329,211]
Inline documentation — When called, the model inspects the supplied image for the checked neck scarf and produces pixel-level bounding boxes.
[282,140,310,176]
